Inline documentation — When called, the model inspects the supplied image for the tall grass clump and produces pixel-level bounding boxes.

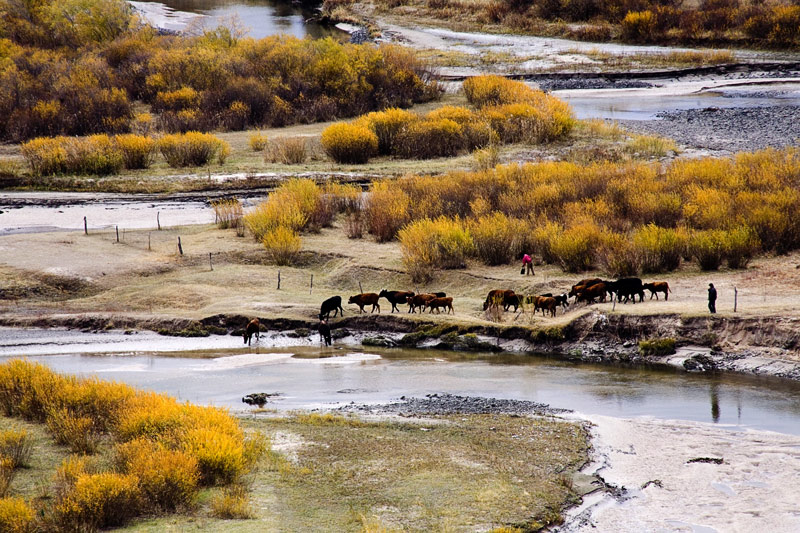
[158,132,230,167]
[262,226,302,266]
[321,123,378,164]
[114,134,157,169]
[398,217,473,282]
[625,134,678,158]
[211,198,244,231]
[0,497,35,533]
[265,137,308,164]
[209,486,254,519]
[248,132,268,152]
[0,458,15,498]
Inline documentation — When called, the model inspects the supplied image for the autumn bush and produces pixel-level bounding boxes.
[115,134,156,169]
[158,132,230,167]
[395,118,465,159]
[398,217,473,282]
[0,497,35,533]
[53,472,141,530]
[321,123,378,164]
[21,135,124,176]
[689,229,728,271]
[723,225,760,269]
[265,136,308,165]
[469,212,526,265]
[211,198,244,231]
[0,430,32,469]
[262,225,302,266]
[633,224,687,273]
[248,132,268,152]
[116,439,199,510]
[356,108,418,155]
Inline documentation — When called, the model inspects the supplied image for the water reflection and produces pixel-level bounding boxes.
[8,340,800,435]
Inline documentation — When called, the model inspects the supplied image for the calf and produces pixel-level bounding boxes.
[319,295,344,320]
[348,293,381,313]
[379,289,415,313]
[243,318,260,346]
[407,293,436,313]
[643,281,670,300]
[503,293,524,312]
[534,296,557,317]
[427,297,454,314]
[483,289,515,310]
[554,293,569,309]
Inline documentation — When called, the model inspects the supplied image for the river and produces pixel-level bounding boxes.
[3,328,800,435]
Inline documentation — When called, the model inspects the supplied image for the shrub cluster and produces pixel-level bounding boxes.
[321,77,573,163]
[0,359,265,531]
[398,217,473,282]
[361,147,800,275]
[0,0,439,143]
[158,132,230,167]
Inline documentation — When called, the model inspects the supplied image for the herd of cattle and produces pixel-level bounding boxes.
[317,278,670,321]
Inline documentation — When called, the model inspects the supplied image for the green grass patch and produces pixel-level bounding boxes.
[638,338,677,356]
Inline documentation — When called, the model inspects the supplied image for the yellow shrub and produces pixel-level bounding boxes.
[689,229,727,270]
[244,199,307,241]
[398,217,473,282]
[356,108,418,155]
[114,134,156,169]
[0,497,34,533]
[47,408,98,454]
[158,131,230,167]
[154,87,200,112]
[724,225,760,269]
[248,132,268,152]
[20,137,67,175]
[469,212,526,265]
[211,198,243,230]
[548,222,604,272]
[0,430,32,469]
[117,439,199,510]
[632,224,687,273]
[0,458,14,498]
[625,134,678,158]
[425,105,476,125]
[481,104,548,144]
[622,10,659,42]
[132,112,154,135]
[683,185,731,230]
[463,75,533,108]
[55,472,140,530]
[394,118,465,159]
[20,135,124,176]
[321,123,378,164]
[365,181,410,242]
[262,225,302,266]
[598,232,642,277]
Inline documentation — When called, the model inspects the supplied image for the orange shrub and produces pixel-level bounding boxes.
[158,131,230,167]
[114,134,156,169]
[356,108,418,155]
[365,181,410,242]
[321,123,378,164]
[394,118,465,159]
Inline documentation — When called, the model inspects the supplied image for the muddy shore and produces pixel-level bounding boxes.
[3,310,799,381]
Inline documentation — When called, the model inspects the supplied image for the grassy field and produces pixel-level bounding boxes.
[0,412,590,532]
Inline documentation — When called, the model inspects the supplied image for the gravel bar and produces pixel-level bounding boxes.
[337,393,568,416]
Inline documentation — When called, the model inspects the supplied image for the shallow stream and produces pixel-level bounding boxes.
[3,328,800,435]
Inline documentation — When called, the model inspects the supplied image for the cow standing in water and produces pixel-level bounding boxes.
[243,318,260,346]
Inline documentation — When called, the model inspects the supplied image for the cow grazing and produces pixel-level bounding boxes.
[407,293,436,313]
[576,282,607,304]
[483,289,515,310]
[615,277,645,303]
[243,318,260,346]
[554,293,569,309]
[379,290,415,313]
[319,295,344,320]
[643,282,670,300]
[348,293,381,313]
[568,278,602,300]
[534,296,557,317]
[427,297,454,314]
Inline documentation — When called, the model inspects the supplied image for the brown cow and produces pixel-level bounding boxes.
[576,282,607,304]
[407,293,436,313]
[483,289,515,310]
[427,297,454,314]
[503,293,524,312]
[379,290,415,313]
[348,293,380,313]
[569,278,602,299]
[243,318,260,346]
[643,282,670,300]
[534,296,557,317]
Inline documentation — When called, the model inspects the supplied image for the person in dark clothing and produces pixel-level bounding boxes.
[319,319,332,346]
[708,283,717,314]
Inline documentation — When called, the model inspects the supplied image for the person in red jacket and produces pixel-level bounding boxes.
[521,253,534,276]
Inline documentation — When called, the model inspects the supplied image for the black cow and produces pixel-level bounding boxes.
[615,277,645,304]
[379,290,415,313]
[319,296,344,320]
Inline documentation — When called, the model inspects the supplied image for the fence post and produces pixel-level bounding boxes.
[83,216,88,235]
[177,236,183,255]
[157,212,161,231]
[310,274,313,294]
[734,287,738,312]
[359,281,363,294]
[278,270,281,290]
[148,233,151,251]
[209,252,213,271]
[115,225,119,243]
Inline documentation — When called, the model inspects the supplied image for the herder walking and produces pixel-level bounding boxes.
[708,283,717,314]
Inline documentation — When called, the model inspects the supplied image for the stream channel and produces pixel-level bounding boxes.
[3,328,800,435]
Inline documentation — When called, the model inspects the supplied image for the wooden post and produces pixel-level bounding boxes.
[115,225,119,243]
[734,287,738,313]
[209,252,213,271]
[148,233,151,251]
[177,236,183,255]
[310,274,313,294]
[122,228,125,241]
[277,270,281,290]
[359,281,363,294]
[157,212,161,231]
[83,216,88,235]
